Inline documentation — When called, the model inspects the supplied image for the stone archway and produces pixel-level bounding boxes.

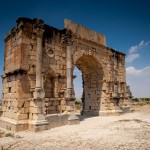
[74,54,103,116]
[0,17,133,132]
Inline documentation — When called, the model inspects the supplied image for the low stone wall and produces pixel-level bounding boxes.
[46,113,69,128]
[0,117,28,132]
[0,113,69,132]
[28,113,69,132]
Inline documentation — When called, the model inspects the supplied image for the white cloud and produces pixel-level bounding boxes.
[126,66,150,98]
[128,40,149,54]
[129,45,138,53]
[145,41,150,46]
[126,40,150,97]
[126,40,150,63]
[139,40,144,46]
[126,66,141,75]
[126,53,139,63]
[126,66,150,76]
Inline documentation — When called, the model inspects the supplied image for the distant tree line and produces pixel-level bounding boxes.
[132,98,150,104]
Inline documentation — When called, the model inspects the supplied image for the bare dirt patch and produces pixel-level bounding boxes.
[0,105,150,150]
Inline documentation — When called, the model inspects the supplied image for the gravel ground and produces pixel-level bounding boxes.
[0,105,150,150]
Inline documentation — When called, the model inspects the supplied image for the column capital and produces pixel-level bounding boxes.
[66,38,72,46]
[34,28,44,38]
[61,29,72,46]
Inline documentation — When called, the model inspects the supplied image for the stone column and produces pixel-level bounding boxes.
[54,77,59,98]
[66,41,75,100]
[113,84,119,98]
[64,31,79,125]
[34,29,45,99]
[29,28,48,131]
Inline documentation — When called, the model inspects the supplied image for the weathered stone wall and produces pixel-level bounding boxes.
[2,21,32,122]
[66,19,129,115]
[72,41,128,115]
[0,17,132,132]
[64,19,106,45]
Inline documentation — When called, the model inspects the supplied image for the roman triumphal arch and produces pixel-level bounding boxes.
[0,17,132,131]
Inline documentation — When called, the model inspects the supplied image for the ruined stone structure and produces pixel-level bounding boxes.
[0,17,132,132]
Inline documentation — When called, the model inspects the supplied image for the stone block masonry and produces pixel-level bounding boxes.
[0,17,132,132]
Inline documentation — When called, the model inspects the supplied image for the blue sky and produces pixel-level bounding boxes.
[0,0,150,98]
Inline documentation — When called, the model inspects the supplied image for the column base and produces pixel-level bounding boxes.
[28,120,49,132]
[81,109,125,116]
[0,117,28,132]
[33,88,45,99]
[81,110,100,116]
[120,106,131,113]
[98,110,124,116]
[68,115,80,125]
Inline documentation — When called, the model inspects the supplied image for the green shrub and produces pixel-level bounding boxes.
[132,98,150,104]
[142,98,150,104]
[75,100,82,105]
[132,119,142,123]
[5,133,14,137]
[118,119,130,122]
[118,119,142,123]
[132,98,139,102]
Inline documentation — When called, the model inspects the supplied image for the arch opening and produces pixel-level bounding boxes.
[74,55,103,116]
[73,66,83,101]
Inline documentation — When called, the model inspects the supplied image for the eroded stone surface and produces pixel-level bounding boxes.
[0,17,132,131]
